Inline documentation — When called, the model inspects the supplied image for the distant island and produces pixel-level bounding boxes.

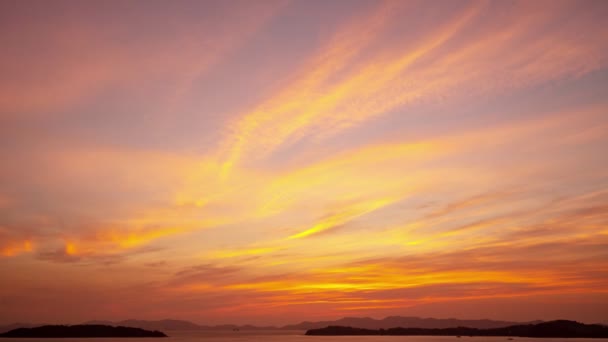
[282,316,540,330]
[54,316,540,332]
[2,318,606,338]
[0,325,167,338]
[306,320,608,338]
[0,317,550,334]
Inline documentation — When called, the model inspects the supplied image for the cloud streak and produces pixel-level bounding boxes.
[0,0,607,325]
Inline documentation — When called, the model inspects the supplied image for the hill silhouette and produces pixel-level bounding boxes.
[283,316,539,330]
[81,316,538,331]
[83,319,276,331]
[0,324,40,334]
[306,320,608,338]
[84,319,202,331]
[1,316,543,333]
[0,325,167,338]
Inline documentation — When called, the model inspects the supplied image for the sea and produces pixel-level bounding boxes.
[1,331,608,342]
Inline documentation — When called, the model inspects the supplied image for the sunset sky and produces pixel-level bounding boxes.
[1,0,608,325]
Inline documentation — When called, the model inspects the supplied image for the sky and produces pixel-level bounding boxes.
[0,0,607,325]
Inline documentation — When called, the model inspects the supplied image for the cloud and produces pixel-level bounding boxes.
[144,260,167,268]
[217,0,608,174]
[0,239,33,257]
[288,196,399,239]
[0,1,284,117]
[1,0,607,324]
[157,238,607,319]
[36,243,163,265]
[3,102,602,263]
[218,2,483,173]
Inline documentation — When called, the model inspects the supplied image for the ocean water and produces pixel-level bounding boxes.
[1,330,608,342]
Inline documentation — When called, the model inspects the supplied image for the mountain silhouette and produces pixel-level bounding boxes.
[0,324,40,334]
[283,316,541,330]
[82,319,276,331]
[84,319,201,331]
[306,320,608,338]
[1,316,544,333]
[0,325,167,338]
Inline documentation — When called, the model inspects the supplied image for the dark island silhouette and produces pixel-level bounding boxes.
[0,316,548,333]
[75,316,541,331]
[306,320,608,338]
[282,316,541,330]
[0,324,167,338]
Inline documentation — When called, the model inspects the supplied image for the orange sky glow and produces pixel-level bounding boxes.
[1,0,607,325]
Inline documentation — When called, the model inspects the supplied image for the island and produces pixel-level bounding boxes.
[306,320,608,338]
[0,324,168,338]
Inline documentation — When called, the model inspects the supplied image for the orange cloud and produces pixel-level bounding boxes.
[169,233,608,317]
[218,2,484,175]
[1,1,607,325]
[1,239,33,257]
[288,196,399,239]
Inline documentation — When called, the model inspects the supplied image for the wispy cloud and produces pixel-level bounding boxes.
[1,0,607,324]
